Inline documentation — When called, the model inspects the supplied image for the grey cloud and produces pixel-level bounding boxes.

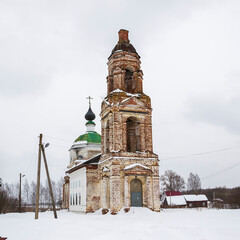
[186,96,240,135]
[0,70,50,96]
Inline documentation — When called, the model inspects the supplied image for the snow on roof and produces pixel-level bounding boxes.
[124,163,150,170]
[183,194,208,202]
[102,167,109,172]
[110,88,140,97]
[72,140,88,146]
[110,88,125,93]
[121,97,131,104]
[103,98,110,105]
[166,195,187,206]
[67,160,88,171]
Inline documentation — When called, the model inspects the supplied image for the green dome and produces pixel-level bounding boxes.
[74,132,101,144]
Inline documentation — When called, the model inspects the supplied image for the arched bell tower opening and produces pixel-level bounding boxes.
[126,117,141,152]
[130,178,142,207]
[125,69,133,93]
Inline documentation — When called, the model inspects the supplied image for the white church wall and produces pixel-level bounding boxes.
[69,144,101,165]
[69,167,87,212]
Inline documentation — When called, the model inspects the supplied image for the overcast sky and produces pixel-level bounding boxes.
[0,0,240,189]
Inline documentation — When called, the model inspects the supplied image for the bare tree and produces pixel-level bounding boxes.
[160,170,185,192]
[0,183,18,213]
[40,183,45,208]
[56,177,64,207]
[187,173,201,191]
[0,183,8,213]
[30,181,37,207]
[44,180,50,208]
[23,179,30,204]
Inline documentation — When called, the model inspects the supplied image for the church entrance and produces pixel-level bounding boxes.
[130,178,142,207]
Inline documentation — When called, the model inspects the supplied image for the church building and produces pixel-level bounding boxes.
[63,29,160,213]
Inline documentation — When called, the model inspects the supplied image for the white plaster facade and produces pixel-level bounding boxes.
[69,167,87,212]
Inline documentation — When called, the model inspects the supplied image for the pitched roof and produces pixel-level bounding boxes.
[183,194,208,202]
[165,191,181,196]
[124,163,150,170]
[66,154,101,174]
[165,195,187,206]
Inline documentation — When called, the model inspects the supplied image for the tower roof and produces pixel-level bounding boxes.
[109,29,140,59]
[85,107,95,121]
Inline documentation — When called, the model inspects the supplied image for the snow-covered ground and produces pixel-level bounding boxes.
[0,208,239,240]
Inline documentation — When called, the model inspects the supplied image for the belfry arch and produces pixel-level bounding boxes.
[126,117,141,152]
[124,69,133,93]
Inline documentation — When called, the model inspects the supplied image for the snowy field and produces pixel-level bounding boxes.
[0,208,240,240]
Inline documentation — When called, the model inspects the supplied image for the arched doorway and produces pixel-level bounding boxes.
[130,178,142,207]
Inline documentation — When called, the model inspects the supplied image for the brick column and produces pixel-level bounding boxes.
[152,177,160,211]
[122,121,127,152]
[140,123,145,151]
[146,176,153,209]
[109,116,113,152]
[110,176,121,212]
[124,176,130,208]
[113,111,119,151]
[102,176,108,209]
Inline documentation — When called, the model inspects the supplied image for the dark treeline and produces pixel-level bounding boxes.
[0,178,64,214]
[160,170,240,209]
[182,187,240,208]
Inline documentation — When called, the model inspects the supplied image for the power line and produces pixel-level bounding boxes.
[202,162,240,180]
[160,145,240,161]
[44,135,73,143]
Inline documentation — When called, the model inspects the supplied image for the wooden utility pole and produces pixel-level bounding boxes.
[35,134,42,219]
[35,134,57,219]
[41,145,57,219]
[19,173,25,213]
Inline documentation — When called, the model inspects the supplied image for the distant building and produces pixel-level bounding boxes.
[184,194,208,208]
[161,192,208,208]
[163,195,187,208]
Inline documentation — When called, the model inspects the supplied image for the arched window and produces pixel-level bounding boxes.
[126,117,141,152]
[105,120,110,153]
[125,69,133,93]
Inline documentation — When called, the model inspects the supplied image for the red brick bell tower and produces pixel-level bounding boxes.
[99,30,160,213]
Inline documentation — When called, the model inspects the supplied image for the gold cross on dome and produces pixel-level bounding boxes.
[86,96,93,108]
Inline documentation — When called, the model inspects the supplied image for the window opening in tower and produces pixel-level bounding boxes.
[126,117,141,152]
